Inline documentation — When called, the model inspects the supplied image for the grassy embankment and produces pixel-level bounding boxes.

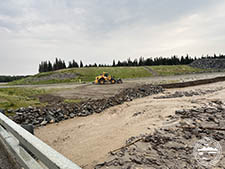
[9,65,207,85]
[150,65,208,76]
[1,65,209,111]
[0,87,82,112]
[0,88,46,112]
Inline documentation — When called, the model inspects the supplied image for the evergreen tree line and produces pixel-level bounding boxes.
[39,58,83,73]
[0,75,28,82]
[38,54,225,73]
[114,55,195,67]
[114,54,225,67]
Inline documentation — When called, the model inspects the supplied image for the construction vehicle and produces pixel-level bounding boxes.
[94,72,123,85]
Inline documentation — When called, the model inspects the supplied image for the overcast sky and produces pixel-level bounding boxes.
[1,0,225,75]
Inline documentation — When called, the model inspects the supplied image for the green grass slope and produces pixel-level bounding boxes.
[0,88,46,111]
[9,65,207,85]
[150,65,207,76]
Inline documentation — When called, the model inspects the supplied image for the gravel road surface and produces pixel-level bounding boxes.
[1,72,225,89]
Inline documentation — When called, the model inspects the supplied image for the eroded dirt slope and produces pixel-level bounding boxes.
[35,81,225,169]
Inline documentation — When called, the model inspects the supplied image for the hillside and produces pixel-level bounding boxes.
[190,59,225,69]
[9,65,207,85]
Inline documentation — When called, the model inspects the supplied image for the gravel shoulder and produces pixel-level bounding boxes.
[35,81,225,169]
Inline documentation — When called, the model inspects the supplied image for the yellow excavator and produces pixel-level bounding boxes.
[94,72,123,85]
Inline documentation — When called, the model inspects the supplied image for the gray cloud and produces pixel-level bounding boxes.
[0,0,215,33]
[0,0,224,75]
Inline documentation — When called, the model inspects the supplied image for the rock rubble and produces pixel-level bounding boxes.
[9,85,163,127]
[154,88,222,99]
[190,59,225,70]
[96,100,225,168]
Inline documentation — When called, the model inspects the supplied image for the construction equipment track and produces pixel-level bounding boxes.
[161,75,225,88]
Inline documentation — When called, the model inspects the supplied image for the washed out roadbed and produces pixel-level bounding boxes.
[96,100,225,169]
[35,81,225,168]
[9,74,225,127]
[10,84,163,126]
[3,74,225,168]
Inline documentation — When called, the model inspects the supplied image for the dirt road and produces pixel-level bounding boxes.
[35,81,225,169]
[33,72,225,100]
[1,72,225,100]
[47,72,225,99]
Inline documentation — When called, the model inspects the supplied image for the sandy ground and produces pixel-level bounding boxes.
[35,80,225,169]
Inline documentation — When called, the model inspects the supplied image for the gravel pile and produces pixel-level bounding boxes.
[190,59,225,69]
[96,100,225,169]
[154,88,222,99]
[9,84,163,126]
[24,72,78,83]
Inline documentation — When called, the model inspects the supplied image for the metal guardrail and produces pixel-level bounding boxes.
[0,112,82,169]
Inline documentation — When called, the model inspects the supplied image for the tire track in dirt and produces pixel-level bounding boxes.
[143,66,158,76]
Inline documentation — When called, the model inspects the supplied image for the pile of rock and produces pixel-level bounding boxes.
[154,88,222,99]
[23,72,78,83]
[190,59,225,69]
[96,100,225,168]
[10,84,163,127]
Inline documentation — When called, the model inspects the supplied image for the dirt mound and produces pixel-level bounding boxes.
[96,100,225,169]
[38,94,64,104]
[22,72,78,83]
[190,59,225,69]
[35,72,78,81]
[10,84,163,126]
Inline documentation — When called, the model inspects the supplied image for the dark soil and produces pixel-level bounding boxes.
[38,94,64,104]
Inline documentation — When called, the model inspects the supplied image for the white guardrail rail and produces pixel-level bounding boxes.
[0,112,82,169]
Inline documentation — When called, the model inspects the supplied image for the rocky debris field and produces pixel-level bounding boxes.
[190,59,225,70]
[154,88,223,99]
[8,84,163,126]
[96,100,225,169]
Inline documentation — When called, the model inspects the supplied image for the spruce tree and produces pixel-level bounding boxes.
[80,60,83,67]
[113,60,116,67]
[48,61,53,71]
[139,56,144,66]
[72,60,79,68]
[68,61,72,68]
[62,60,66,69]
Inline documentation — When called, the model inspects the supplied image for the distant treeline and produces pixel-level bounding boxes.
[38,54,225,73]
[0,75,28,82]
[39,58,84,73]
